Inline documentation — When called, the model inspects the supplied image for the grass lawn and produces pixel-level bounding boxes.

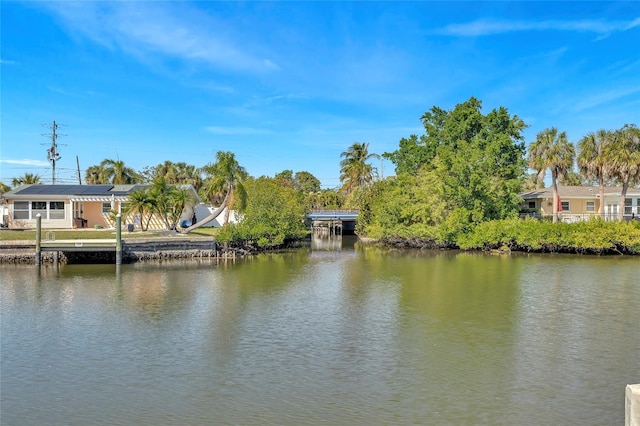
[0,227,218,241]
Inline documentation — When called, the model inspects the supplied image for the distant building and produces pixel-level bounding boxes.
[520,185,640,222]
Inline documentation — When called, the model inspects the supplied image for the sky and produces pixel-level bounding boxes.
[1,1,639,189]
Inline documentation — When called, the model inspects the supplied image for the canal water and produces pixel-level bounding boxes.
[1,236,638,425]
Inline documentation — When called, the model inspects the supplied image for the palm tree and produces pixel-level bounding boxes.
[605,124,640,221]
[182,151,248,233]
[0,182,10,196]
[166,186,195,230]
[148,178,196,230]
[100,159,139,184]
[144,161,203,191]
[339,142,380,196]
[148,178,173,230]
[528,127,575,223]
[85,165,106,184]
[577,129,612,217]
[123,188,155,231]
[174,162,203,192]
[12,173,42,186]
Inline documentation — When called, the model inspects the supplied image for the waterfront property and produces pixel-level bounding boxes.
[2,184,201,231]
[520,185,640,222]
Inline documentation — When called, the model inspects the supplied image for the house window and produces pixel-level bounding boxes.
[586,201,595,212]
[13,201,29,220]
[13,200,66,220]
[102,203,112,214]
[561,201,570,212]
[49,201,65,219]
[32,201,47,218]
[528,201,536,209]
[624,198,632,215]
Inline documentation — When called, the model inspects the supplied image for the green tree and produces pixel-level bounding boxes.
[293,171,321,193]
[577,129,612,215]
[358,98,528,241]
[605,124,640,221]
[185,151,248,232]
[218,176,307,247]
[98,159,140,184]
[306,189,345,210]
[528,127,575,223]
[382,134,432,176]
[274,170,294,188]
[12,173,42,186]
[339,142,380,196]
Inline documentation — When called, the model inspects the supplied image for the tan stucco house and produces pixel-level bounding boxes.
[520,185,640,222]
[1,184,200,230]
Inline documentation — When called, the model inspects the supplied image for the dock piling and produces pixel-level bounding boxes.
[35,214,42,266]
[116,214,122,265]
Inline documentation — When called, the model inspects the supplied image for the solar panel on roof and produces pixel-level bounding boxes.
[14,184,118,196]
[12,184,155,196]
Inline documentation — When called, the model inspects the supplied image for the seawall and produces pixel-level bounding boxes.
[0,237,249,264]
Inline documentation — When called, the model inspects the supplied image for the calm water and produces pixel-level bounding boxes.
[1,236,639,425]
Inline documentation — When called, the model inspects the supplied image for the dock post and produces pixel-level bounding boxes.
[35,214,42,266]
[116,214,122,265]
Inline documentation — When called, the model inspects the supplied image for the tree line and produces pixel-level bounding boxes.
[528,124,640,222]
[2,97,638,247]
[350,97,639,243]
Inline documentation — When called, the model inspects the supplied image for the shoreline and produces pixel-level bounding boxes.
[2,233,637,264]
[0,236,252,264]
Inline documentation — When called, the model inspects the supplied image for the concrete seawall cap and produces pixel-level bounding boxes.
[627,384,640,426]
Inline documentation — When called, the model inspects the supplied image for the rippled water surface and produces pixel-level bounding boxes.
[2,237,639,425]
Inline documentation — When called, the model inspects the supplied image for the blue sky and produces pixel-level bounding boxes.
[1,1,639,189]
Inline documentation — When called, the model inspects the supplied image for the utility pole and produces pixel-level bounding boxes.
[43,121,65,184]
[76,155,82,184]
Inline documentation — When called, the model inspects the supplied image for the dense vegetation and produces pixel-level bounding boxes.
[354,97,528,240]
[349,97,640,253]
[216,176,308,248]
[458,218,640,254]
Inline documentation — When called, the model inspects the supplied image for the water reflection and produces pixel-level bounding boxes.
[1,247,638,425]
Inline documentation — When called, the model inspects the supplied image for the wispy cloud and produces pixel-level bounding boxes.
[242,93,306,108]
[204,126,272,135]
[573,86,640,112]
[437,17,640,38]
[41,2,278,73]
[0,59,17,65]
[1,159,50,167]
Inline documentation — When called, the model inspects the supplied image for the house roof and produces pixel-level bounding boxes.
[4,184,201,203]
[521,185,640,199]
[5,184,146,197]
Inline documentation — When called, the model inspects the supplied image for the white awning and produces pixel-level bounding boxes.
[69,196,128,202]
